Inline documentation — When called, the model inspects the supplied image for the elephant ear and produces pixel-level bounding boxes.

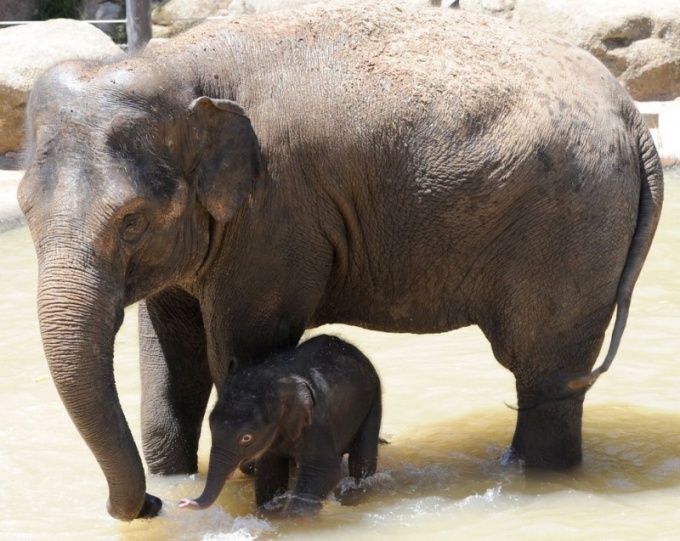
[276,376,316,442]
[188,96,264,222]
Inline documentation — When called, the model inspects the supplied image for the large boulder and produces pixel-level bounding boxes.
[152,0,438,37]
[0,19,123,155]
[457,0,514,19]
[152,0,323,37]
[460,0,680,101]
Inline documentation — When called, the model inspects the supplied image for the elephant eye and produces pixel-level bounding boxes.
[120,213,149,243]
[239,433,254,446]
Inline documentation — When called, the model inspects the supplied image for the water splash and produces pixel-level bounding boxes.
[457,486,503,510]
[201,516,274,541]
[499,446,524,467]
[164,506,276,541]
[335,471,398,497]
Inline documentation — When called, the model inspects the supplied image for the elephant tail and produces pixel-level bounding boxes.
[536,118,664,403]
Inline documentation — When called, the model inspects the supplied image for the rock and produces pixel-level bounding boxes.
[152,0,335,37]
[81,0,126,40]
[458,0,514,20]
[0,19,123,155]
[0,0,38,21]
[459,0,680,101]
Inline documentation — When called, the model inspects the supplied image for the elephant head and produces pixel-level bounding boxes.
[17,61,263,520]
[179,374,316,510]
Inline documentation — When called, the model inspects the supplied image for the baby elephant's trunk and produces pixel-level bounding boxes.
[178,449,240,510]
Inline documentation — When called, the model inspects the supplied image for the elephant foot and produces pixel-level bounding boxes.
[137,494,163,519]
[511,397,583,469]
[281,494,323,517]
[258,493,287,515]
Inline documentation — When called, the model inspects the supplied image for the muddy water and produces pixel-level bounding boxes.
[2,169,679,541]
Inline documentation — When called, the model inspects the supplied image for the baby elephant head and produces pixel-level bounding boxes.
[179,374,316,510]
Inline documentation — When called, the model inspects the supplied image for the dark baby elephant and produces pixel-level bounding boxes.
[179,334,382,516]
[18,0,663,521]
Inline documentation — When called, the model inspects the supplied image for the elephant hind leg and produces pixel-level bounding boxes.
[511,395,584,468]
[483,303,613,469]
[348,396,382,479]
[506,325,611,468]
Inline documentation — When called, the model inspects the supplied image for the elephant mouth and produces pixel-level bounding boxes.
[226,464,240,480]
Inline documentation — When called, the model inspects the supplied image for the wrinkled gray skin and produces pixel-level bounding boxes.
[17,1,663,521]
[178,334,382,516]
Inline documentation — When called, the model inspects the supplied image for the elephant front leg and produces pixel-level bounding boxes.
[254,453,291,511]
[284,456,342,516]
[139,288,212,475]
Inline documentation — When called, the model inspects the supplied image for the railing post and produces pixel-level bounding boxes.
[125,0,152,53]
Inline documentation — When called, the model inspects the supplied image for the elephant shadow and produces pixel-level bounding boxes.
[125,403,680,539]
[273,403,680,535]
[320,403,680,503]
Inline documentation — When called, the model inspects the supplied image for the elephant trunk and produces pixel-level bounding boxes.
[179,447,239,510]
[37,250,146,521]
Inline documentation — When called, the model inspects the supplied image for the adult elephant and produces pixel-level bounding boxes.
[18,0,662,521]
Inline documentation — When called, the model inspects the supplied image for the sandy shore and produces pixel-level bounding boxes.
[0,169,24,233]
[636,100,680,168]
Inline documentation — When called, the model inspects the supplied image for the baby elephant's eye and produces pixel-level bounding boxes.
[239,434,254,446]
[120,213,149,243]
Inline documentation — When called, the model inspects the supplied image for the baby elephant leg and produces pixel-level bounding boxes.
[254,454,291,510]
[284,457,342,516]
[348,397,382,479]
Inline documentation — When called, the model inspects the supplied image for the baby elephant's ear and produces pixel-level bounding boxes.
[277,376,316,442]
[188,96,264,222]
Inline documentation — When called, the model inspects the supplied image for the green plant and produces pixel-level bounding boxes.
[34,0,81,20]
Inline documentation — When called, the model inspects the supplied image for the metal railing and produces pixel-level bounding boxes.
[126,0,150,52]
[0,19,127,24]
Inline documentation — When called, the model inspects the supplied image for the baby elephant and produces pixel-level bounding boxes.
[179,334,382,516]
